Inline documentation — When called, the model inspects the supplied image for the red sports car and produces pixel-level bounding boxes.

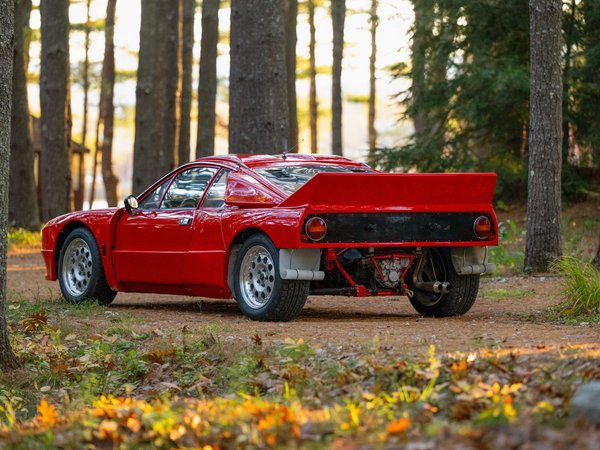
[41,154,498,321]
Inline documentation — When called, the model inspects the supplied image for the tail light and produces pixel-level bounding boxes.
[473,216,492,240]
[305,217,327,241]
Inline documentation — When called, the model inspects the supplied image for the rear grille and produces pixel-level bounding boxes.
[306,212,493,243]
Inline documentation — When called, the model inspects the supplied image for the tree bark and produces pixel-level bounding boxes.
[74,0,91,211]
[178,0,195,164]
[284,0,298,152]
[40,0,71,220]
[159,0,181,171]
[593,232,600,268]
[0,0,19,371]
[229,0,289,154]
[196,0,220,158]
[367,0,378,164]
[525,0,563,272]
[133,0,181,194]
[9,0,39,230]
[331,0,345,156]
[308,0,318,154]
[100,0,119,207]
[411,0,431,149]
[133,0,158,194]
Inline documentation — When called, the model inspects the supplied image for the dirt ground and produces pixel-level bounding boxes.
[6,249,599,355]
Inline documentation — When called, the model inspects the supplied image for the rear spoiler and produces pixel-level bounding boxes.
[277,172,497,212]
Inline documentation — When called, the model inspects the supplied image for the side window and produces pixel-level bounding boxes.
[138,178,170,210]
[160,166,218,209]
[202,170,230,208]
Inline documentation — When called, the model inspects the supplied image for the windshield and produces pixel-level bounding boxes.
[255,164,370,195]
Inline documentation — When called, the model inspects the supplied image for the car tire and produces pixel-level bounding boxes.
[233,234,308,321]
[407,247,479,317]
[58,227,117,305]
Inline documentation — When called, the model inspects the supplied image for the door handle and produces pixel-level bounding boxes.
[179,217,192,226]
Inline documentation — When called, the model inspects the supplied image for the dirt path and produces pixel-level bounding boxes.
[7,250,599,354]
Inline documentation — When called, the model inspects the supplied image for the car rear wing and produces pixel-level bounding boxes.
[277,172,497,213]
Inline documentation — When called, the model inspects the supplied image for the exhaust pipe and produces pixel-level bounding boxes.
[412,281,450,294]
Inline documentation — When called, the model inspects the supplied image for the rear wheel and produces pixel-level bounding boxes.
[58,228,117,305]
[233,234,308,321]
[408,247,479,317]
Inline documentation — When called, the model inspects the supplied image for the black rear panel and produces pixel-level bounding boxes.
[306,212,493,243]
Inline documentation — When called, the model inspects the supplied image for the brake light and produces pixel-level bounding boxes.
[305,217,327,241]
[473,216,492,240]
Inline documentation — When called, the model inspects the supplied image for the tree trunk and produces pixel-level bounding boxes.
[133,0,181,194]
[308,0,317,154]
[133,0,158,194]
[593,232,600,268]
[9,0,39,230]
[74,0,91,211]
[367,0,378,164]
[0,0,19,371]
[100,0,119,207]
[196,0,220,158]
[40,0,71,221]
[178,0,195,165]
[411,0,431,149]
[159,0,181,171]
[284,0,298,152]
[525,0,562,272]
[229,0,289,154]
[331,0,345,156]
[561,0,576,164]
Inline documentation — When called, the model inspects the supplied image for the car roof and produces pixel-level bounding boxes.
[193,153,368,170]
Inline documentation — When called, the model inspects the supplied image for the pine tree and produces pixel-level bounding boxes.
[525,0,563,272]
[331,0,345,156]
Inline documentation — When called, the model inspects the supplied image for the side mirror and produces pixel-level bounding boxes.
[124,195,139,215]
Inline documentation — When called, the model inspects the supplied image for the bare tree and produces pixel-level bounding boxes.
[308,0,318,153]
[40,0,71,220]
[331,0,345,156]
[9,0,39,230]
[100,0,119,206]
[74,0,91,211]
[178,0,195,164]
[196,0,220,158]
[367,0,378,159]
[0,0,19,370]
[525,0,562,272]
[229,0,289,154]
[284,0,298,151]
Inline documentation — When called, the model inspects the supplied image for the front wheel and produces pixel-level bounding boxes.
[58,227,117,305]
[407,247,479,317]
[233,234,308,321]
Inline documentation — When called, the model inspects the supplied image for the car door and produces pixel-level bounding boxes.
[183,169,230,296]
[111,166,219,285]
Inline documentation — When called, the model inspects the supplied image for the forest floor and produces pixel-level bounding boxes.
[6,250,600,354]
[2,201,600,448]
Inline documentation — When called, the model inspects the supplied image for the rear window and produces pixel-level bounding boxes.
[254,165,369,195]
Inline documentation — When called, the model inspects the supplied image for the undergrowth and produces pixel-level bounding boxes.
[551,257,600,319]
[0,294,599,448]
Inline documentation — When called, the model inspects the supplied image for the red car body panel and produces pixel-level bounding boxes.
[41,154,498,300]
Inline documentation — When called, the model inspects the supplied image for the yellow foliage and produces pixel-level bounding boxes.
[36,399,58,427]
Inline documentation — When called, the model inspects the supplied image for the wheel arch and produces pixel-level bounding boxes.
[226,227,271,296]
[54,221,94,271]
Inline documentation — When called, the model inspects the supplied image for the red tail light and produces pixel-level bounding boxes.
[473,216,492,240]
[305,217,327,241]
